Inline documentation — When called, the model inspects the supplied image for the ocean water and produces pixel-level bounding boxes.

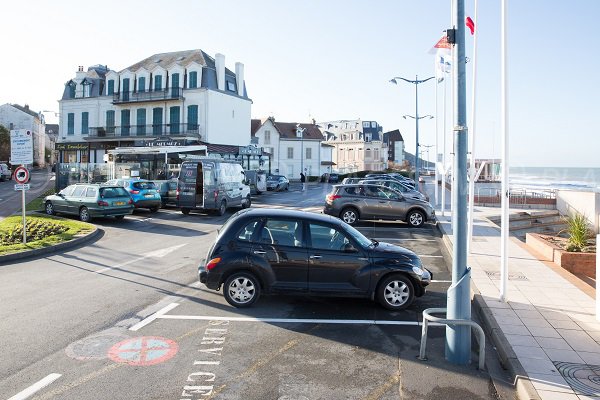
[509,167,600,192]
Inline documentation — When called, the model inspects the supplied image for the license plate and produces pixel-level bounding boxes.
[114,201,125,206]
[144,194,154,198]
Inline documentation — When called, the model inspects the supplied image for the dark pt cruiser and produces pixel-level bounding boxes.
[199,209,432,310]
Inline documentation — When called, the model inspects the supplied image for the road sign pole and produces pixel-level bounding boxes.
[21,169,27,244]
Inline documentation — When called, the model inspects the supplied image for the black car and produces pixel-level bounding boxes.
[199,209,431,310]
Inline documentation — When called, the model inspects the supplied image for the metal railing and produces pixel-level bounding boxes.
[112,88,184,103]
[419,308,486,370]
[475,187,556,205]
[88,123,201,139]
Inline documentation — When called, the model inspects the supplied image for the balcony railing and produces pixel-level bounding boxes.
[87,123,201,139]
[112,88,184,104]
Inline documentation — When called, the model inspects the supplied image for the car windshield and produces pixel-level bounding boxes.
[132,181,156,190]
[100,187,130,198]
[279,177,286,182]
[342,224,373,248]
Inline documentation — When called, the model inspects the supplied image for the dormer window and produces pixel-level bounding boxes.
[67,81,76,98]
[227,81,236,92]
[188,71,198,88]
[107,79,115,95]
[154,75,162,91]
[81,79,92,98]
[138,76,146,92]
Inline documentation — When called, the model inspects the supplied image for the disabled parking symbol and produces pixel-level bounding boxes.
[108,336,178,366]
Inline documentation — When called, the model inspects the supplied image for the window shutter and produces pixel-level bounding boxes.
[67,113,75,135]
[81,112,89,135]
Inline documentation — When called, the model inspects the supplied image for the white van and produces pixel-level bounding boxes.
[0,163,11,181]
[177,159,251,216]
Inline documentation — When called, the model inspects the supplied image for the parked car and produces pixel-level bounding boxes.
[266,175,289,191]
[44,184,134,222]
[177,159,251,216]
[365,173,415,188]
[198,208,432,310]
[105,178,162,212]
[245,170,267,194]
[340,177,362,185]
[359,179,427,201]
[157,180,178,207]
[323,184,434,227]
[0,163,11,181]
[321,173,340,183]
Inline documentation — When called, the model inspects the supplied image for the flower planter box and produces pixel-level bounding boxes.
[526,233,596,278]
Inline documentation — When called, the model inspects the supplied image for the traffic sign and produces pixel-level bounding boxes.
[108,336,178,366]
[10,129,34,165]
[14,184,30,191]
[14,166,30,184]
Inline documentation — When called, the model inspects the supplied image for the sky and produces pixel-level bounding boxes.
[1,0,598,168]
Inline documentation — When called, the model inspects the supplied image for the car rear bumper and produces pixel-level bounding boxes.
[133,199,161,208]
[90,207,134,217]
[198,265,220,290]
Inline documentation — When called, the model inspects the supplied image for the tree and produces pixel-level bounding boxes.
[0,125,10,162]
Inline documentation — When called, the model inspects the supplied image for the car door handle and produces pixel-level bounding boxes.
[309,255,322,259]
[253,250,266,255]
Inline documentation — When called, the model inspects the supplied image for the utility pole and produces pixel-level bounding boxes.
[446,0,471,365]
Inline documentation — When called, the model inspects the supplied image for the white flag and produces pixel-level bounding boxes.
[435,49,451,82]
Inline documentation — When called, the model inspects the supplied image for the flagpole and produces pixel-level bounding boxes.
[441,73,447,217]
[467,0,479,254]
[500,0,509,302]
[435,74,439,208]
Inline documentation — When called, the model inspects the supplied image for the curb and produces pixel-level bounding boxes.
[0,227,101,265]
[434,220,541,400]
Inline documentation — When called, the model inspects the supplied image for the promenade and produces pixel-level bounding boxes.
[424,180,600,400]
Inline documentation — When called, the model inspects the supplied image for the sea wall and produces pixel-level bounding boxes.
[556,190,600,233]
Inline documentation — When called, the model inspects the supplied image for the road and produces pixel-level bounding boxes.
[0,168,55,219]
[0,182,509,399]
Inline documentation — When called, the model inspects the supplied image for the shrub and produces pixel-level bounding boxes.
[0,218,68,245]
[563,213,592,252]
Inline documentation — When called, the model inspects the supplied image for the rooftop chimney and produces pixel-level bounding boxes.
[235,62,244,97]
[215,53,225,91]
[75,65,87,81]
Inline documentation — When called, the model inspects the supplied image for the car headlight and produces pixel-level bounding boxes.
[412,266,424,276]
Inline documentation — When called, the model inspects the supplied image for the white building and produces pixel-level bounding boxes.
[0,103,46,167]
[57,49,251,181]
[252,117,334,179]
[318,119,387,173]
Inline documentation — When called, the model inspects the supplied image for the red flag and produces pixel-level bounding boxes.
[465,16,475,35]
[428,35,451,54]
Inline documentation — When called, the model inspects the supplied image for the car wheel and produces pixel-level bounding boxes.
[377,274,415,311]
[79,206,92,223]
[242,195,251,209]
[407,210,425,227]
[218,200,227,216]
[223,272,261,308]
[181,208,190,215]
[285,185,289,191]
[114,215,125,220]
[150,206,159,213]
[45,201,55,216]
[340,207,359,225]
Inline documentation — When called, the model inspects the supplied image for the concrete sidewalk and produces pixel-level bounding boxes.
[424,179,600,400]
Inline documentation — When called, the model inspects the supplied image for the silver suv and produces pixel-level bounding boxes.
[323,184,434,227]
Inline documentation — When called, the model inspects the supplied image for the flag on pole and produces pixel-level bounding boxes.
[435,49,451,82]
[466,16,475,35]
[428,35,452,54]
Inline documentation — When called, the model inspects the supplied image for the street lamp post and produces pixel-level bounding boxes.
[422,144,434,173]
[403,114,434,177]
[390,75,435,184]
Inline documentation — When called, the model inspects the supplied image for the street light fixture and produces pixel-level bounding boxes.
[390,75,435,184]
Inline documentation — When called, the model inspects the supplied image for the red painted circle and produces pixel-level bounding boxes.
[14,166,29,184]
[108,336,178,366]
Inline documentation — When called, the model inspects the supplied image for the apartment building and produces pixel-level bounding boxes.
[0,103,46,167]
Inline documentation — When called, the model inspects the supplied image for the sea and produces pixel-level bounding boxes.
[509,167,600,192]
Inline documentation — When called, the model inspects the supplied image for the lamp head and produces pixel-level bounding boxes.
[390,78,398,85]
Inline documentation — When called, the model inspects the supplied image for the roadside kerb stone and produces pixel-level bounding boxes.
[0,226,100,265]
[435,219,541,400]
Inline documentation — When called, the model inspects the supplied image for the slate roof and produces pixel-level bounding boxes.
[251,119,262,136]
[11,104,39,118]
[123,49,208,72]
[46,124,59,134]
[272,121,323,140]
[382,129,404,143]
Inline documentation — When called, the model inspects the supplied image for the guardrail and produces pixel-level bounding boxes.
[475,187,556,206]
[419,307,486,370]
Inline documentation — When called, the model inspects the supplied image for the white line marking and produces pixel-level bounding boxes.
[418,255,444,258]
[372,238,437,242]
[157,314,444,327]
[8,373,62,400]
[431,280,452,283]
[129,303,180,331]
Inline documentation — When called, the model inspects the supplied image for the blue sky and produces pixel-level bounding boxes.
[1,0,597,167]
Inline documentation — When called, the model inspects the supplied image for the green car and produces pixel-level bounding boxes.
[44,184,134,222]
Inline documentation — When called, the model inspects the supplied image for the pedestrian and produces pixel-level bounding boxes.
[300,172,306,192]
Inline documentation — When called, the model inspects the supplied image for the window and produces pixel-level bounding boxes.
[260,219,303,247]
[170,73,180,97]
[237,220,260,242]
[72,186,86,197]
[187,105,198,131]
[374,148,380,161]
[308,224,351,251]
[227,81,236,92]
[363,121,370,128]
[306,148,312,159]
[59,185,75,196]
[85,187,97,198]
[154,75,162,91]
[138,76,146,92]
[67,113,74,135]
[169,106,180,133]
[136,109,146,135]
[121,110,131,135]
[68,82,76,98]
[287,147,293,159]
[344,186,365,196]
[122,78,130,101]
[153,107,163,134]
[264,130,271,145]
[107,79,114,95]
[81,112,89,135]
[348,149,354,161]
[188,71,198,88]
[106,110,115,133]
[365,149,372,159]
[83,82,91,98]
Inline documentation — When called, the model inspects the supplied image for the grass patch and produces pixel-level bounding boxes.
[25,188,56,212]
[0,215,94,256]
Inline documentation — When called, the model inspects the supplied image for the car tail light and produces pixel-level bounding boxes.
[206,257,222,271]
[326,194,341,204]
[97,200,109,206]
[131,190,140,194]
[128,199,133,205]
[176,190,180,201]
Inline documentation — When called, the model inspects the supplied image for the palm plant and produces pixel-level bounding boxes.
[563,213,592,252]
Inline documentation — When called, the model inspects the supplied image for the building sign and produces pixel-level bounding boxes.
[239,145,261,156]
[145,137,187,148]
[55,143,90,151]
[10,129,33,164]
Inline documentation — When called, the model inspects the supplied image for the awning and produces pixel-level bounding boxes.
[321,161,336,166]
[108,145,207,155]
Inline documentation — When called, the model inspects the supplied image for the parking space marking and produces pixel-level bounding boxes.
[431,280,452,283]
[129,303,180,331]
[417,255,444,258]
[372,238,438,242]
[8,373,62,400]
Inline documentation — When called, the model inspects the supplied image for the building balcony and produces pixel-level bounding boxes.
[86,124,202,140]
[112,88,184,104]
